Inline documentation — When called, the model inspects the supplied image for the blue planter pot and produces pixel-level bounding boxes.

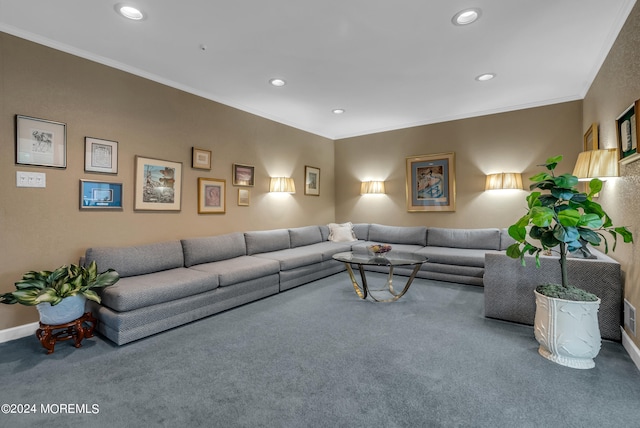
[36,294,86,325]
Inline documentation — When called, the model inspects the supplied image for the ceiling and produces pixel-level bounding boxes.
[0,1,636,140]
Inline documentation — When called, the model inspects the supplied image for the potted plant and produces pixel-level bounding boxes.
[0,261,119,325]
[507,155,633,369]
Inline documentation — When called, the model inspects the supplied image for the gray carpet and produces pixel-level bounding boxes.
[1,272,639,428]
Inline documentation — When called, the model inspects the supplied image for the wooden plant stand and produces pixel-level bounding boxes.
[35,312,97,354]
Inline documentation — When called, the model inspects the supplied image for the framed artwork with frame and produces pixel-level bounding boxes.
[583,123,599,151]
[79,180,123,210]
[85,137,118,174]
[616,100,640,165]
[304,165,320,196]
[192,147,212,170]
[406,152,456,212]
[232,163,255,186]
[134,156,182,211]
[238,188,250,206]
[198,177,226,214]
[15,115,67,168]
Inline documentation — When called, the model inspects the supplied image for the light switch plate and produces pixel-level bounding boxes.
[16,171,46,188]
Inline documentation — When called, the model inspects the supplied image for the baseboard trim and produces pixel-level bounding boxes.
[0,322,38,344]
[621,327,640,372]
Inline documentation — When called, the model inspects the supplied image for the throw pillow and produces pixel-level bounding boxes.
[327,222,357,242]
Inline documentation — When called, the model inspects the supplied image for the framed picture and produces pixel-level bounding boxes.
[79,180,123,210]
[232,163,255,186]
[85,137,118,174]
[616,100,640,165]
[583,123,598,151]
[15,115,67,168]
[198,178,226,214]
[238,188,250,206]
[192,147,211,170]
[304,165,320,196]
[134,156,182,211]
[406,152,456,212]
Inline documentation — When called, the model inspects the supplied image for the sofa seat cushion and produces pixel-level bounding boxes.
[100,268,218,312]
[181,233,246,267]
[427,227,501,250]
[245,229,290,255]
[368,224,427,246]
[415,247,489,267]
[85,241,184,277]
[189,256,280,287]
[253,247,323,271]
[304,241,356,261]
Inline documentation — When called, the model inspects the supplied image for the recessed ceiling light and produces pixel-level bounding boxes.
[452,8,481,26]
[115,4,145,20]
[332,109,345,115]
[475,73,496,81]
[269,78,286,87]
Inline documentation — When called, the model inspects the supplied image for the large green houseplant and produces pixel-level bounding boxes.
[1,261,119,324]
[506,155,633,368]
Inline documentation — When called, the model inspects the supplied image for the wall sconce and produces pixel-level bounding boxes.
[572,149,619,181]
[269,177,296,193]
[360,181,386,194]
[485,173,523,190]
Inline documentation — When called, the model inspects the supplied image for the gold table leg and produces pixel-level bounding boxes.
[343,263,422,302]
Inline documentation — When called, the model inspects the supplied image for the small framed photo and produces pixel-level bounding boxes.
[192,147,211,170]
[134,156,182,211]
[15,115,67,168]
[232,163,255,186]
[238,188,250,206]
[198,178,226,214]
[616,100,640,164]
[304,165,320,196]
[406,152,456,212]
[583,123,598,151]
[80,180,123,210]
[85,137,118,174]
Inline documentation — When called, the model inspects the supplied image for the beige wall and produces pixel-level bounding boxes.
[334,101,583,228]
[583,1,640,347]
[0,33,335,329]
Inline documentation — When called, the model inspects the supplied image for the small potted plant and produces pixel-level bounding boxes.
[0,261,119,325]
[507,155,633,369]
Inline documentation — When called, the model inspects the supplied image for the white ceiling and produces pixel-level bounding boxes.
[0,1,636,139]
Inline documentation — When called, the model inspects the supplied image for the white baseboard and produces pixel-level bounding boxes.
[621,327,640,372]
[0,322,38,344]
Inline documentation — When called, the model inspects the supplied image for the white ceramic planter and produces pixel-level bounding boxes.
[534,290,601,369]
[36,294,87,325]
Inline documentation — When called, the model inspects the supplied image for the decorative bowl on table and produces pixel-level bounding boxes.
[367,244,392,259]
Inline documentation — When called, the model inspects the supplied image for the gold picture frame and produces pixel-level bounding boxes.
[304,165,320,196]
[583,123,599,151]
[238,188,250,206]
[232,163,255,186]
[192,147,211,170]
[406,152,456,212]
[134,156,182,211]
[198,177,226,214]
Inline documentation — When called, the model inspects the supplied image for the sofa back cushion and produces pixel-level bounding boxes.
[245,229,291,255]
[85,241,184,278]
[368,224,427,246]
[499,228,516,250]
[289,226,323,248]
[181,233,247,267]
[427,227,501,250]
[352,223,370,241]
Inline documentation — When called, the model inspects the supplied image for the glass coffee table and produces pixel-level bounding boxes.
[332,251,427,302]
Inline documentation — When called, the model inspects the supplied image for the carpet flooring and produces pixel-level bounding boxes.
[1,272,639,428]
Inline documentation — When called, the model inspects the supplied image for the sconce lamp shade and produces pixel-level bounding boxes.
[485,173,523,190]
[572,149,619,181]
[269,177,296,193]
[360,181,386,194]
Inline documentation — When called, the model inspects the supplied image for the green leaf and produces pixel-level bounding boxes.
[529,172,552,183]
[557,209,581,227]
[614,226,634,244]
[82,289,102,304]
[88,269,120,289]
[588,178,603,196]
[553,225,580,243]
[506,243,522,259]
[578,228,601,245]
[530,206,554,227]
[508,224,527,242]
[554,173,579,189]
[526,192,541,209]
[7,289,41,306]
[577,213,603,229]
[34,289,63,306]
[545,155,563,169]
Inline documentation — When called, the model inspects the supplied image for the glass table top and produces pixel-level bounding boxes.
[332,251,427,267]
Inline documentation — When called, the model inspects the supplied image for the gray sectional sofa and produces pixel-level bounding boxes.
[83,223,622,345]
